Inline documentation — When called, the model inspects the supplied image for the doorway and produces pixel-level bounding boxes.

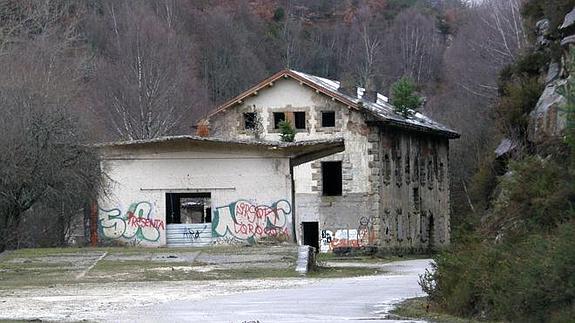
[165,193,212,247]
[302,222,319,251]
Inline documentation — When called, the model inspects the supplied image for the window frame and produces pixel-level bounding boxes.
[273,112,286,129]
[321,111,336,128]
[294,111,306,130]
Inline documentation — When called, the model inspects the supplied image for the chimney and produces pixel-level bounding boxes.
[196,119,210,137]
[362,77,378,103]
[338,73,358,98]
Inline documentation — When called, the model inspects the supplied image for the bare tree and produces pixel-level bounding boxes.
[192,7,268,104]
[381,9,444,87]
[89,1,207,140]
[0,31,100,250]
[447,0,526,100]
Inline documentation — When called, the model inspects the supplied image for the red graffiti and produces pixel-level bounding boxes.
[234,201,286,227]
[233,223,289,238]
[127,213,165,230]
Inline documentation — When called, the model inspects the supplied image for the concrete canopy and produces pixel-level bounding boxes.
[95,135,345,166]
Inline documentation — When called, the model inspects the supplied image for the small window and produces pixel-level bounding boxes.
[322,161,342,196]
[413,187,420,213]
[321,111,335,127]
[273,112,285,129]
[244,112,257,130]
[294,112,306,129]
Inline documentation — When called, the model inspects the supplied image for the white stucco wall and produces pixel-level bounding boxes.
[97,142,293,247]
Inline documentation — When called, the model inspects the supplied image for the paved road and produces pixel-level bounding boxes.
[120,259,431,323]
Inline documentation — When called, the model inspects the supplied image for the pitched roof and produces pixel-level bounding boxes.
[207,69,460,139]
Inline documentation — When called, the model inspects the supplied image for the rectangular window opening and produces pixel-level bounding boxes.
[244,112,257,130]
[294,111,306,129]
[413,187,420,213]
[166,193,211,224]
[322,161,342,196]
[321,111,335,127]
[273,112,285,129]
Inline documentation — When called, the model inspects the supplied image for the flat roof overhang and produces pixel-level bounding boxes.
[94,135,345,165]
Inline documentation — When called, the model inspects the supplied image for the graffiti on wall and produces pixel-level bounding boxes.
[319,216,376,252]
[99,202,165,243]
[212,199,291,244]
[183,225,207,241]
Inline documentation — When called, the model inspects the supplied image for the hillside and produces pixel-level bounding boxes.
[421,0,575,321]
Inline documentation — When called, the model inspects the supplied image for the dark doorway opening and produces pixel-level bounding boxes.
[302,222,319,251]
[166,193,211,224]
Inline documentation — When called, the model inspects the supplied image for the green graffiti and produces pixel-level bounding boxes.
[98,202,164,242]
[212,199,291,243]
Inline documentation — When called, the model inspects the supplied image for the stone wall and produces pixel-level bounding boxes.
[376,128,450,252]
[208,77,451,253]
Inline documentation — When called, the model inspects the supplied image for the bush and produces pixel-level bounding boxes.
[491,157,574,232]
[278,120,295,142]
[496,77,544,138]
[422,220,575,322]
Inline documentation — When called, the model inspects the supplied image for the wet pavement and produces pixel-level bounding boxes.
[117,259,431,323]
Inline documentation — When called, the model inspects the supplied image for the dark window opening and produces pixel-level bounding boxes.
[244,112,257,130]
[383,153,391,184]
[322,161,342,196]
[321,111,335,127]
[166,193,211,224]
[294,111,306,129]
[413,187,420,213]
[273,112,285,129]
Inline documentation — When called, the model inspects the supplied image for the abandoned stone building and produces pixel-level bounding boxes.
[205,69,460,253]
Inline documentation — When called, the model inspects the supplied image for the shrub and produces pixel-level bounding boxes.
[278,120,295,142]
[491,157,574,232]
[391,77,423,117]
[422,220,575,321]
[496,77,543,138]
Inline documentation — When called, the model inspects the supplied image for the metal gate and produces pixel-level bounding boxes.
[166,223,213,247]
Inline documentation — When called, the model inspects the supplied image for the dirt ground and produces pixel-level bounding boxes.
[0,245,391,322]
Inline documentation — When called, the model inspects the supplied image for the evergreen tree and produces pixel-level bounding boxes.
[278,120,296,142]
[391,77,422,117]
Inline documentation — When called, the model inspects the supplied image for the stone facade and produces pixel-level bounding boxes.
[207,70,457,253]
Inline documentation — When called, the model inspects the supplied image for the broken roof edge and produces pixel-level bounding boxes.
[93,134,344,150]
[366,119,460,139]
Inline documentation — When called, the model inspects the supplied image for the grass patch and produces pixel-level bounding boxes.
[0,245,391,287]
[390,297,499,323]
[309,266,383,278]
[316,252,429,263]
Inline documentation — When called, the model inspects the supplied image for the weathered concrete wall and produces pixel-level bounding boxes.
[97,142,293,247]
[375,128,450,252]
[208,77,450,253]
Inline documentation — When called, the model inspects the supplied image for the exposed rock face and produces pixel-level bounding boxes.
[561,7,575,30]
[528,8,575,144]
[536,19,550,48]
[528,80,568,143]
[545,62,561,84]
